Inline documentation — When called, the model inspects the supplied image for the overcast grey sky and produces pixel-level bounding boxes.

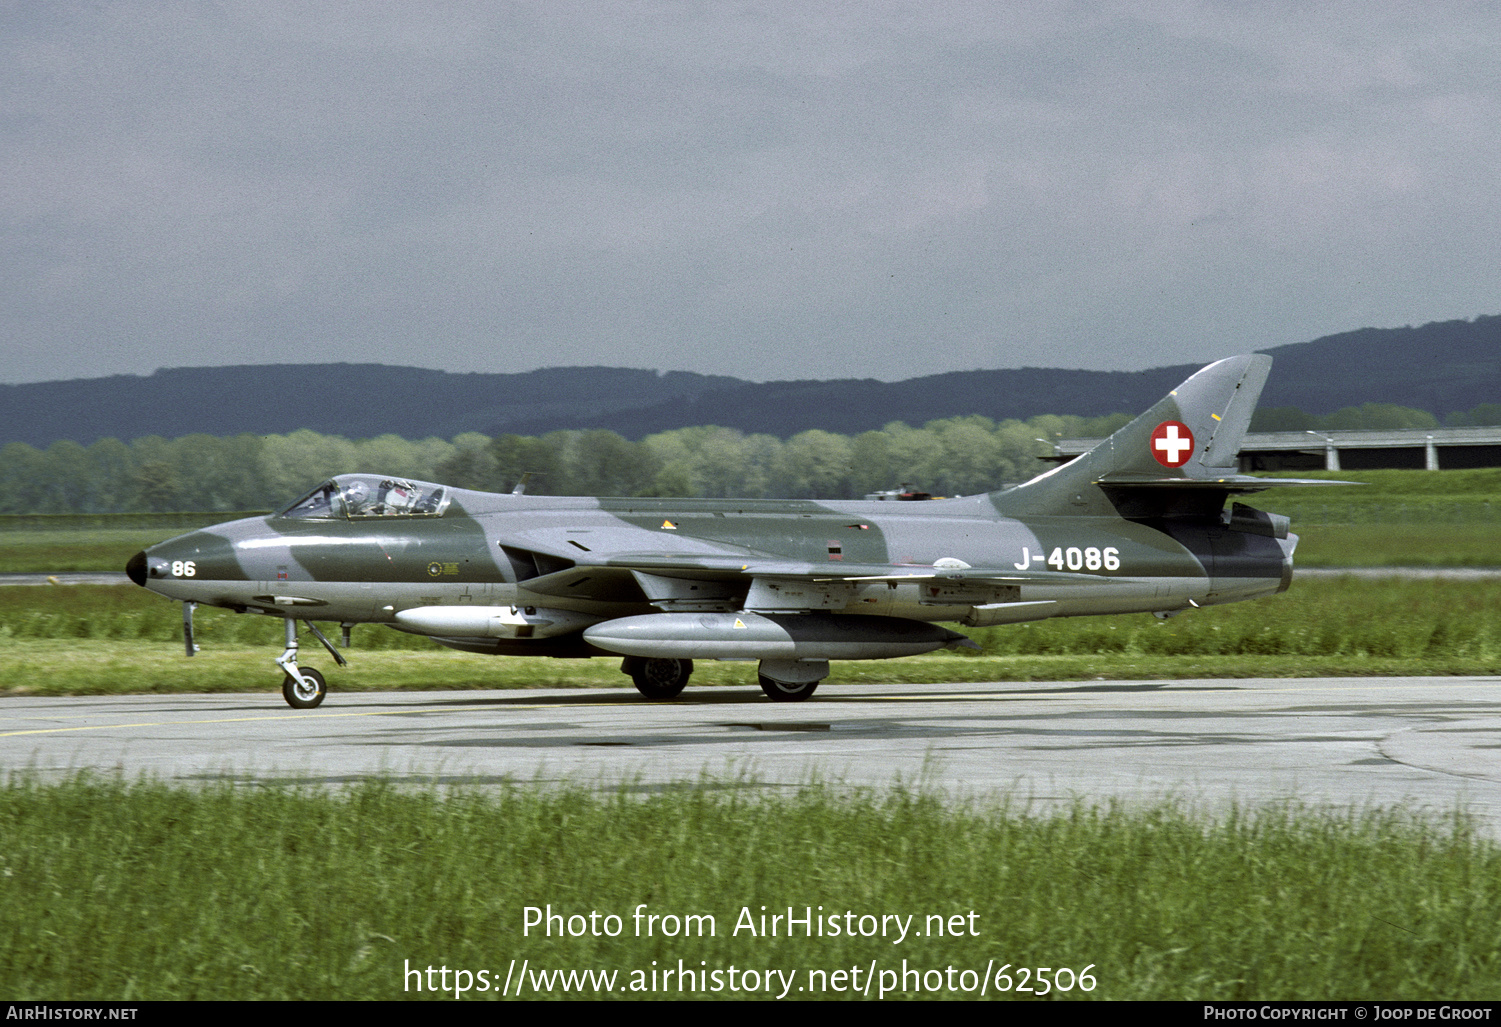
[3,1,1497,385]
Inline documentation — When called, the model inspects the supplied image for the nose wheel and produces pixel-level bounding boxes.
[274,617,344,708]
[282,666,327,709]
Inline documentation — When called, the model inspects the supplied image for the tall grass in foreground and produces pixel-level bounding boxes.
[1,776,1498,1001]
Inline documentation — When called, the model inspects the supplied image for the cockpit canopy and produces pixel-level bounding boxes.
[279,475,451,520]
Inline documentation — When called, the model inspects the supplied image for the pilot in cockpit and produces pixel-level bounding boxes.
[340,479,371,516]
[376,480,415,514]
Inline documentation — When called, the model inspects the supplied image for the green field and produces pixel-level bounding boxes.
[1260,468,1501,566]
[1,775,1496,1001]
[1292,523,1501,566]
[1,575,1497,697]
[0,511,265,574]
[1262,467,1501,504]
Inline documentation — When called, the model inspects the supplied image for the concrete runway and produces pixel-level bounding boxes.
[3,677,1500,833]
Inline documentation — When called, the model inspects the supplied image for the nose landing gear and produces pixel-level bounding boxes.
[274,616,347,709]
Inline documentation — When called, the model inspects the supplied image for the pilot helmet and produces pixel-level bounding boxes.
[342,480,370,510]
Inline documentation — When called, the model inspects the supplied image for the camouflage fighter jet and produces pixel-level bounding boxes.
[126,354,1343,708]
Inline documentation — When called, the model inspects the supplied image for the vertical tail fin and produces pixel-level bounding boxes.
[996,355,1272,516]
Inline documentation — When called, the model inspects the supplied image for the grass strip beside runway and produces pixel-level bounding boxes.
[3,642,1500,699]
[1,577,1498,695]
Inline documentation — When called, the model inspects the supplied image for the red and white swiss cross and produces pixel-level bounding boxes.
[1151,420,1195,468]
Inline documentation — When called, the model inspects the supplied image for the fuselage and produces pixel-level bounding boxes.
[127,475,1296,642]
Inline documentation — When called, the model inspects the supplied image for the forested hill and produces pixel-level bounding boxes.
[4,315,1498,446]
[531,315,1501,438]
[0,365,743,448]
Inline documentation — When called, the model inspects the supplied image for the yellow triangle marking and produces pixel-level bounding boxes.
[733,618,747,628]
[662,520,677,529]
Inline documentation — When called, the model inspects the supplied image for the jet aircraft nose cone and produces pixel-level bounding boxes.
[126,551,148,587]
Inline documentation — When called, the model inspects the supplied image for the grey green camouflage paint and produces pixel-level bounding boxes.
[128,354,1335,699]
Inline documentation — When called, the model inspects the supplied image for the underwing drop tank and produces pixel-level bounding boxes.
[582,611,974,661]
[394,606,599,639]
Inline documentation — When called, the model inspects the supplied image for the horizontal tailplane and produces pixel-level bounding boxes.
[995,355,1353,518]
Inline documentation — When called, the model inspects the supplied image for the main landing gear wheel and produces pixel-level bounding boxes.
[282,666,327,709]
[626,657,693,700]
[758,675,819,702]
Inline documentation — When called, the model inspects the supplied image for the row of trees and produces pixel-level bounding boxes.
[0,401,1468,515]
[0,433,489,515]
[0,411,1134,515]
[435,414,1135,502]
